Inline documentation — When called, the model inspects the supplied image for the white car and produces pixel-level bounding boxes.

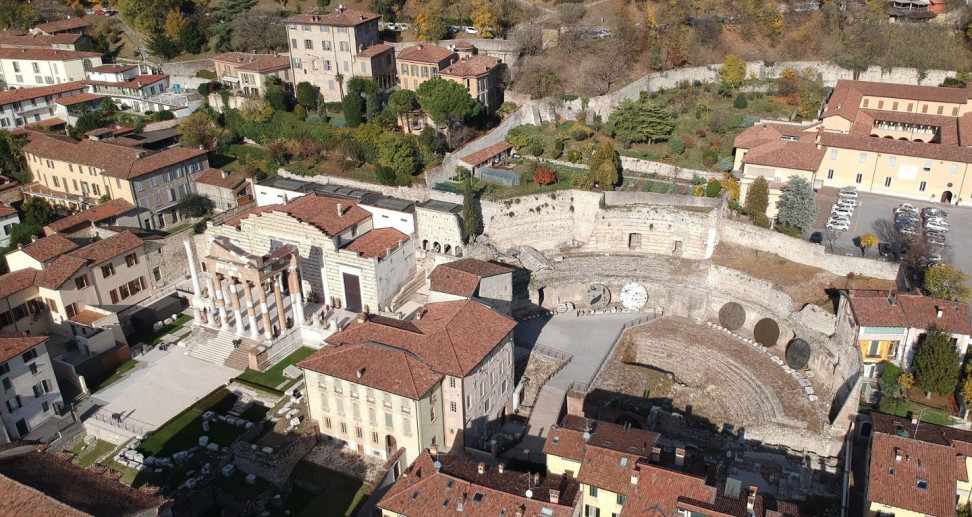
[925,216,949,227]
[898,203,918,212]
[827,219,850,230]
[839,186,857,192]
[925,221,950,233]
[465,26,478,34]
[838,190,859,200]
[831,205,853,217]
[836,198,857,208]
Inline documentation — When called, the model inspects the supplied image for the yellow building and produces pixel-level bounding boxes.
[396,44,456,92]
[440,45,503,115]
[733,79,972,208]
[212,52,292,97]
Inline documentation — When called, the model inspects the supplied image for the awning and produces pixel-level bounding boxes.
[221,76,240,83]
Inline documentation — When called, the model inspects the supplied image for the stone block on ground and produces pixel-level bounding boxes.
[221,464,236,477]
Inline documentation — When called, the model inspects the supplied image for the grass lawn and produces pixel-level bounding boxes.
[236,347,316,393]
[165,223,191,235]
[289,462,371,517]
[136,388,241,457]
[878,397,955,427]
[125,314,192,347]
[71,439,115,468]
[93,359,139,393]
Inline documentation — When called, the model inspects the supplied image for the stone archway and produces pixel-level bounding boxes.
[941,190,953,204]
[422,239,429,250]
[454,246,463,257]
[432,242,441,253]
[443,244,452,255]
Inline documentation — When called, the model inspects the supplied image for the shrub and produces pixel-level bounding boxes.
[530,143,544,157]
[774,224,802,237]
[705,179,722,197]
[733,92,748,109]
[717,157,734,172]
[293,105,307,119]
[667,137,685,155]
[552,139,565,159]
[701,149,719,167]
[570,129,589,141]
[567,149,582,163]
[376,165,397,186]
[533,164,557,186]
[193,219,208,234]
[753,213,770,228]
[691,174,706,185]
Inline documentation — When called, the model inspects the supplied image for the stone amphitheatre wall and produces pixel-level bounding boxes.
[580,204,719,260]
[480,190,602,250]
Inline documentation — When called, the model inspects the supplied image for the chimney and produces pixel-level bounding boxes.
[675,448,685,467]
[429,444,438,457]
[477,462,485,475]
[221,171,229,179]
[417,43,423,50]
[936,306,943,318]
[747,487,757,512]
[356,313,366,323]
[30,235,37,243]
[911,414,919,425]
[533,473,540,485]
[337,202,343,215]
[21,330,29,337]
[651,446,661,463]
[497,463,505,474]
[199,145,205,151]
[515,507,524,517]
[548,489,559,504]
[895,447,902,462]
[356,368,364,378]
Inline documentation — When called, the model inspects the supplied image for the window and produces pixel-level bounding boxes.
[155,193,162,206]
[355,427,363,439]
[340,422,347,434]
[101,263,115,278]
[855,173,863,184]
[473,492,485,505]
[450,401,457,412]
[52,176,59,187]
[884,176,892,188]
[907,103,913,112]
[584,504,600,517]
[338,27,348,33]
[335,398,344,415]
[5,396,22,412]
[589,486,598,497]
[922,104,928,113]
[323,41,331,50]
[324,417,332,429]
[343,61,349,72]
[324,60,331,71]
[888,156,896,167]
[322,26,330,32]
[916,478,928,490]
[352,402,360,419]
[72,179,78,191]
[168,189,176,202]
[919,181,927,192]
[877,100,884,109]
[385,412,393,428]
[827,169,834,180]
[65,303,79,318]
[372,431,379,444]
[292,57,301,69]
[135,180,144,191]
[369,407,376,424]
[430,393,436,422]
[109,289,118,304]
[150,176,158,187]
[401,64,408,75]
[449,377,456,388]
[304,39,313,49]
[830,149,838,160]
[33,385,41,398]
[938,105,944,115]
[383,393,392,408]
[74,274,90,289]
[923,160,932,172]
[28,363,37,375]
[858,152,867,164]
[950,163,959,175]
[360,62,366,73]
[402,416,410,434]
[349,384,358,398]
[333,379,343,393]
[125,253,138,267]
[32,63,39,74]
[291,38,298,49]
[340,41,349,51]
[1,377,10,390]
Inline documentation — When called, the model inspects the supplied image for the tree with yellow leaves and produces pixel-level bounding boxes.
[645,6,658,37]
[414,4,447,42]
[470,0,499,39]
[164,9,186,42]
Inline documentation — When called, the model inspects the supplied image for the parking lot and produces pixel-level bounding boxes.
[810,187,972,279]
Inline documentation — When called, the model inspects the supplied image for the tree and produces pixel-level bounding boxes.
[178,111,221,150]
[913,331,961,396]
[296,82,318,110]
[179,21,207,54]
[416,78,481,127]
[734,93,748,109]
[377,132,418,179]
[414,4,448,41]
[118,0,181,33]
[777,176,816,232]
[387,89,418,132]
[240,99,275,123]
[558,4,586,24]
[164,9,186,41]
[649,41,662,71]
[264,83,287,112]
[745,176,770,219]
[533,165,557,186]
[0,0,41,30]
[176,193,214,218]
[148,32,181,60]
[21,197,54,226]
[720,54,747,88]
[961,376,972,409]
[230,10,287,52]
[860,234,879,256]
[606,99,675,146]
[588,141,621,190]
[0,130,31,184]
[461,168,478,242]
[924,264,971,303]
[344,92,364,127]
[471,0,500,38]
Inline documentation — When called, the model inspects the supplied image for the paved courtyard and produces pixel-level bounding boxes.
[84,345,238,436]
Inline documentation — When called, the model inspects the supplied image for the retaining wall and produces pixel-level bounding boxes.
[480,189,602,250]
[604,191,724,209]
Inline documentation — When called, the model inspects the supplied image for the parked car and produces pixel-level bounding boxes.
[926,234,947,247]
[839,186,857,192]
[895,215,919,227]
[898,246,910,260]
[465,26,478,33]
[898,203,919,212]
[809,232,823,244]
[831,205,854,217]
[925,220,949,233]
[925,216,949,227]
[922,207,947,220]
[893,206,918,216]
[897,225,918,237]
[878,243,892,257]
[827,219,850,230]
[836,198,857,208]
[918,254,943,267]
[838,191,859,201]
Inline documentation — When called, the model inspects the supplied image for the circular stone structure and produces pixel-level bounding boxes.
[786,338,812,370]
[588,284,611,310]
[718,302,746,330]
[620,283,648,310]
[753,318,781,347]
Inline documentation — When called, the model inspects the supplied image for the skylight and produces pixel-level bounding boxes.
[443,498,451,508]
[473,492,485,504]
[412,491,420,501]
[541,508,555,516]
[620,457,629,468]
[917,478,928,490]
[552,436,560,445]
[447,480,454,489]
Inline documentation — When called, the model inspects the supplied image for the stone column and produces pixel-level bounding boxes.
[288,266,305,326]
[228,278,244,336]
[184,241,203,324]
[207,276,219,326]
[274,274,288,330]
[213,274,228,329]
[258,281,273,340]
[243,281,260,340]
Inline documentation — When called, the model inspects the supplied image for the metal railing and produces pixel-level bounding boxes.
[528,344,573,363]
[89,408,152,437]
[568,313,657,395]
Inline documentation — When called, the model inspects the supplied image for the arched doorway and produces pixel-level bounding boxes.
[422,239,429,250]
[443,244,452,255]
[942,190,953,204]
[385,435,397,457]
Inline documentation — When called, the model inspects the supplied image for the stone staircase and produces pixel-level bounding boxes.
[188,329,239,367]
[227,393,252,417]
[520,384,567,453]
[224,337,264,371]
[389,270,427,311]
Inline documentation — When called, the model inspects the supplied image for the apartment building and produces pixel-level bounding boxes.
[213,52,292,96]
[0,48,101,90]
[378,449,580,517]
[194,168,250,212]
[733,79,972,207]
[285,8,395,102]
[83,64,171,113]
[396,44,456,92]
[0,81,88,129]
[299,300,516,464]
[837,290,971,379]
[440,48,503,115]
[43,199,137,236]
[0,203,20,249]
[0,31,89,51]
[0,334,62,443]
[21,131,208,228]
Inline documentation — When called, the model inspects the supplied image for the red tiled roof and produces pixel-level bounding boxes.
[33,18,89,34]
[0,31,84,48]
[0,203,17,218]
[545,415,660,465]
[0,82,87,107]
[226,194,371,237]
[356,43,394,58]
[69,309,104,327]
[86,63,137,74]
[28,118,66,128]
[0,48,99,61]
[379,451,579,516]
[398,44,455,64]
[194,168,246,190]
[19,234,79,263]
[459,141,512,167]
[817,131,972,165]
[84,75,167,90]
[0,334,49,365]
[856,109,960,145]
[429,258,512,297]
[845,290,971,335]
[576,447,641,494]
[324,300,516,378]
[0,270,37,299]
[34,255,87,290]
[345,228,409,258]
[621,463,717,517]
[440,54,501,78]
[866,433,955,517]
[213,52,291,73]
[740,140,825,172]
[53,93,103,106]
[733,122,810,150]
[44,199,136,235]
[286,10,380,26]
[0,446,166,516]
[298,342,442,399]
[71,231,143,265]
[823,79,972,124]
[22,133,206,180]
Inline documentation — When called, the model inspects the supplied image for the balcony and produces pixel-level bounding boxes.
[23,183,98,210]
[870,121,940,143]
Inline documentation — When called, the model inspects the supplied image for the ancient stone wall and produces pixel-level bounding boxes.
[232,421,317,488]
[604,191,724,209]
[480,190,601,251]
[582,204,719,260]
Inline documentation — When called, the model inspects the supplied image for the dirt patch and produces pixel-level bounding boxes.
[594,316,827,432]
[303,441,386,484]
[712,241,894,309]
[514,349,566,416]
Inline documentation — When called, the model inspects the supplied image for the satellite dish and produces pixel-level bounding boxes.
[433,461,442,471]
[525,490,533,499]
[620,283,648,310]
[582,431,591,443]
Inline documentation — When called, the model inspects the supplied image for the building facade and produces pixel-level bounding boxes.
[212,52,292,97]
[396,44,456,92]
[0,204,20,249]
[0,81,88,129]
[0,48,101,90]
[194,168,250,212]
[83,64,173,114]
[0,335,62,443]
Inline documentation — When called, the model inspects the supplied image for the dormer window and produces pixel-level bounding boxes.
[916,478,927,490]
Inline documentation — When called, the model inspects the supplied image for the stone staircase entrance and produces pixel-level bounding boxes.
[389,269,427,312]
[187,329,243,368]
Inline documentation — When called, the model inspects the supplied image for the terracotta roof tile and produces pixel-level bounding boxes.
[740,140,825,172]
[440,54,501,78]
[398,44,455,64]
[0,445,166,516]
[429,258,512,297]
[53,93,103,106]
[459,142,512,168]
[545,416,660,467]
[287,10,380,26]
[72,231,143,265]
[0,269,37,298]
[622,463,717,517]
[226,194,371,237]
[33,18,89,34]
[0,82,87,107]
[86,63,136,74]
[21,133,206,180]
[0,48,98,61]
[356,43,394,58]
[19,234,79,263]
[0,203,16,218]
[324,300,516,378]
[345,227,409,258]
[69,309,104,327]
[44,199,136,235]
[866,432,955,517]
[84,75,167,90]
[195,168,246,190]
[34,255,87,289]
[298,342,442,399]
[576,447,640,494]
[0,333,48,364]
[213,52,290,73]
[845,290,971,335]
[0,31,84,48]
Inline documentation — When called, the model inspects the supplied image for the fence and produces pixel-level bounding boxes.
[89,407,152,437]
[524,344,573,364]
[567,313,657,394]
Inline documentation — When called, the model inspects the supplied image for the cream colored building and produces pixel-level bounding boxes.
[0,48,101,90]
[440,43,503,115]
[733,80,972,207]
[396,44,456,92]
[0,335,62,444]
[212,52,292,97]
[299,300,516,464]
[285,8,395,102]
